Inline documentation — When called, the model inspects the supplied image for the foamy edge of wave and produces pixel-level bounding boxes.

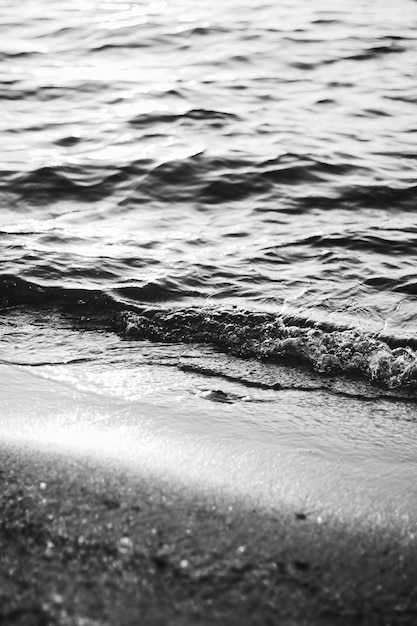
[115,307,417,390]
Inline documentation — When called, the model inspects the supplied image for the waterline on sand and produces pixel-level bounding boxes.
[2,363,417,528]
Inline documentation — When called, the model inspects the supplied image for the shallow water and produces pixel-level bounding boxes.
[2,356,417,523]
[1,0,417,515]
[2,308,417,524]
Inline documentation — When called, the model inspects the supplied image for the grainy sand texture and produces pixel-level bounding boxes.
[1,442,417,626]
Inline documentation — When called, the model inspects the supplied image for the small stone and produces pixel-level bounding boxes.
[295,512,307,521]
[102,498,120,510]
[45,541,54,558]
[50,593,64,605]
[119,536,133,547]
[118,536,133,553]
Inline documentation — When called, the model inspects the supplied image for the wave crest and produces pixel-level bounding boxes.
[115,308,417,390]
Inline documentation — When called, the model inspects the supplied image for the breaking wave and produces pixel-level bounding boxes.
[116,307,417,391]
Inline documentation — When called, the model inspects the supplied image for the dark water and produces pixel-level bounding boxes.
[1,0,417,398]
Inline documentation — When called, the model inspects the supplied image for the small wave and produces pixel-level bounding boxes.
[344,44,405,62]
[114,280,200,302]
[54,136,82,147]
[0,273,200,310]
[115,307,417,391]
[0,49,39,60]
[0,274,113,310]
[293,183,417,213]
[6,151,407,215]
[0,81,107,102]
[319,43,406,67]
[129,107,239,127]
[3,164,137,204]
[302,232,417,256]
[122,153,274,205]
[340,184,417,211]
[123,152,355,207]
[364,275,417,296]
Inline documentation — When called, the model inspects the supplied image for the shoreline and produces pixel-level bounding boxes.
[1,441,417,625]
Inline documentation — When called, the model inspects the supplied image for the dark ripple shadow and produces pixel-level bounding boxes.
[129,108,240,128]
[297,232,417,256]
[2,163,146,205]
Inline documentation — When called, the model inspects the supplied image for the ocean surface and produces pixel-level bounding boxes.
[1,0,417,513]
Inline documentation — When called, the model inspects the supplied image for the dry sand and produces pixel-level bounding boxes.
[1,440,417,626]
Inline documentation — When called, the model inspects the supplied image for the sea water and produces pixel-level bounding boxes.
[1,0,417,520]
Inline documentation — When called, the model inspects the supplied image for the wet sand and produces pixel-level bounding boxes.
[1,441,417,626]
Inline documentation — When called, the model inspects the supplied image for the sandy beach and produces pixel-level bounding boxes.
[1,362,417,624]
[1,438,417,626]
